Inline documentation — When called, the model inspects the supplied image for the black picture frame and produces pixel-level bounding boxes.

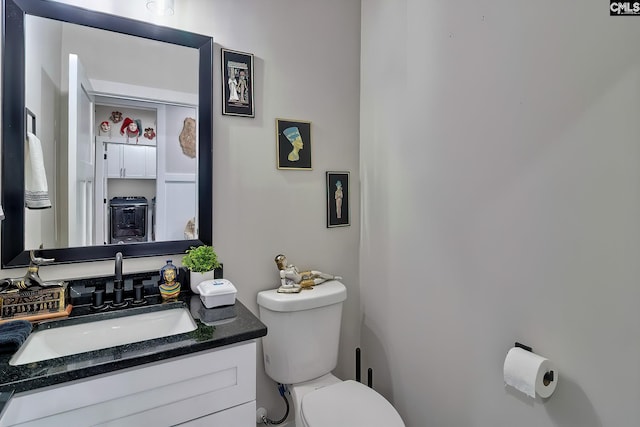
[326,171,350,227]
[221,48,254,117]
[276,119,312,170]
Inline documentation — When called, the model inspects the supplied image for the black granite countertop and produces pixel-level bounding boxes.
[0,294,267,395]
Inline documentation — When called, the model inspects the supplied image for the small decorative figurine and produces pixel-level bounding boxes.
[274,254,342,293]
[120,117,142,142]
[99,121,111,136]
[144,127,156,140]
[110,111,123,123]
[184,217,196,240]
[159,259,181,301]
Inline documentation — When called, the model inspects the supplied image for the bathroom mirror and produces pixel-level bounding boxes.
[1,0,213,267]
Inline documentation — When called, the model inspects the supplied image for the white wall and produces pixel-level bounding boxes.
[156,104,198,241]
[1,0,361,422]
[205,1,362,417]
[361,0,640,426]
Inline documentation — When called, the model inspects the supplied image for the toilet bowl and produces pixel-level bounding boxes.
[257,281,405,426]
[293,374,404,426]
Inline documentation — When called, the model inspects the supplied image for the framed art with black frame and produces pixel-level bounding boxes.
[326,171,350,227]
[276,118,312,170]
[222,48,254,117]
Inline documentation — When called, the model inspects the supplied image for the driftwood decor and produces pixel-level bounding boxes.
[179,117,197,158]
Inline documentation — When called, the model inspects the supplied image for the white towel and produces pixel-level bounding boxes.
[25,132,52,209]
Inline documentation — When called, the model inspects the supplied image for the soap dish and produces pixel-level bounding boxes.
[197,279,237,308]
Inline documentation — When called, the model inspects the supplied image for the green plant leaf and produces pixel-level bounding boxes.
[182,245,220,272]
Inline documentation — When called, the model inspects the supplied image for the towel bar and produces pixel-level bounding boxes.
[25,108,36,136]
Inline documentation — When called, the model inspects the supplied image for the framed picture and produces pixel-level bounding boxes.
[221,48,254,117]
[276,119,312,170]
[326,171,350,227]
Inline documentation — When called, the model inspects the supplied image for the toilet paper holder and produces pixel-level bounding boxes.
[515,342,554,385]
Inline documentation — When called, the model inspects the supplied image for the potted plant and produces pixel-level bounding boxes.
[182,245,221,294]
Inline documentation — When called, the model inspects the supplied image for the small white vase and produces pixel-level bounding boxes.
[190,270,215,294]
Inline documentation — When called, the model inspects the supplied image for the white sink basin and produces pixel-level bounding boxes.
[10,307,197,366]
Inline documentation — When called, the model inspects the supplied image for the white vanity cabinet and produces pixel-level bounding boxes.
[0,341,256,427]
[106,143,156,179]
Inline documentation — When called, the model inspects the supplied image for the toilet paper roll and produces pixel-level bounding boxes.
[503,347,557,398]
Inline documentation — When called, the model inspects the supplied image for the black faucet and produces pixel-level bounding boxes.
[114,252,123,284]
[112,252,126,307]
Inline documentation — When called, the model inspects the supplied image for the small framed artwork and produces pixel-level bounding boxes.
[221,48,255,117]
[326,171,350,227]
[276,118,312,170]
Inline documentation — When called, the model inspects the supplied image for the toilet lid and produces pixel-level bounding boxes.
[301,380,404,426]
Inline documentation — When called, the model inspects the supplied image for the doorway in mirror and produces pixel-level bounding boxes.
[93,97,198,246]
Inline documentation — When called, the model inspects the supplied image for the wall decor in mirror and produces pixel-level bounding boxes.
[1,0,213,267]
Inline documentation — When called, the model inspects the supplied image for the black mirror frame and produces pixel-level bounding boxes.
[1,0,213,267]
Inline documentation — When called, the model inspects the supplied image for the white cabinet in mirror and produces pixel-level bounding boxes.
[105,143,156,179]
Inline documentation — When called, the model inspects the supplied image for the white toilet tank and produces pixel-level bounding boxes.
[257,280,347,385]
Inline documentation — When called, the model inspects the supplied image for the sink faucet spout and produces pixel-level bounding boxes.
[112,252,126,307]
[114,252,123,288]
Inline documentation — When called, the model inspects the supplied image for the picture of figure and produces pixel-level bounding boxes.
[227,65,249,104]
[222,49,254,117]
[283,126,304,161]
[335,180,343,219]
[228,72,239,102]
[326,172,350,227]
[237,70,248,103]
[276,119,312,170]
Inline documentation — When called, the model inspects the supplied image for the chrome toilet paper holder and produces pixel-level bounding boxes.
[515,342,554,385]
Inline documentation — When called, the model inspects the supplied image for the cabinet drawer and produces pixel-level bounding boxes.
[1,341,256,426]
[176,401,255,427]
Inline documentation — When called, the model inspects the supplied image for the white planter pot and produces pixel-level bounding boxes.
[190,270,215,294]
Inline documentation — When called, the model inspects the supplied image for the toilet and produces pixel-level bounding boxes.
[257,280,404,426]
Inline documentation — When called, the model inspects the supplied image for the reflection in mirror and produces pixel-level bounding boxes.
[1,0,213,267]
[24,15,199,250]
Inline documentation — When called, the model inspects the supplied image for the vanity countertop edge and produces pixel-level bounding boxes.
[0,296,267,395]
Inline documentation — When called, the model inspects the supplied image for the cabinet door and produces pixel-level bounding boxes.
[121,145,147,178]
[106,143,122,178]
[145,146,156,178]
